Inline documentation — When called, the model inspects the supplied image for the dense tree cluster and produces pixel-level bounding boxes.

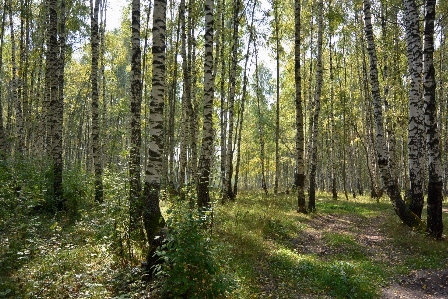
[0,0,446,268]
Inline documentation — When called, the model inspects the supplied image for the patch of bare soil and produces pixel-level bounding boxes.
[381,270,448,299]
[292,212,448,298]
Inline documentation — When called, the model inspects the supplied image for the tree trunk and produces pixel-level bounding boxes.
[9,0,24,154]
[295,0,306,213]
[254,44,268,195]
[341,33,349,200]
[308,0,323,212]
[357,7,381,200]
[219,0,227,200]
[19,0,30,154]
[57,0,66,198]
[129,0,143,229]
[0,1,7,156]
[274,0,280,195]
[404,0,425,218]
[363,0,421,227]
[168,9,180,191]
[90,0,104,203]
[143,0,167,260]
[233,0,255,197]
[187,0,198,188]
[423,0,443,238]
[329,32,337,200]
[223,0,240,202]
[45,0,64,210]
[178,0,192,193]
[197,0,214,207]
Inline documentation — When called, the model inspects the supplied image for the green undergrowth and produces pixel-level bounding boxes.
[2,157,448,299]
[0,159,145,299]
[214,191,448,298]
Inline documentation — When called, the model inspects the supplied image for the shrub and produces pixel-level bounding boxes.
[154,202,234,299]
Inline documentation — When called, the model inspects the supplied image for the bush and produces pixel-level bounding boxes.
[154,202,234,299]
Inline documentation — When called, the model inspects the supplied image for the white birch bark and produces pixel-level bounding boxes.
[197,0,214,207]
[363,0,420,227]
[129,0,142,228]
[90,0,103,203]
[143,0,166,241]
[404,0,425,218]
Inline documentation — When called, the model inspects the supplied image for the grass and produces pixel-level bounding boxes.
[1,163,448,299]
[213,191,448,298]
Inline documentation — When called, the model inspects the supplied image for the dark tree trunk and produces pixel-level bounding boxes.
[129,0,143,230]
[0,1,7,156]
[90,0,103,203]
[197,0,214,207]
[423,0,443,238]
[295,0,306,213]
[308,0,324,212]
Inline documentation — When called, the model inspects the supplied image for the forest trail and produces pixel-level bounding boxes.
[291,207,448,299]
[222,195,448,299]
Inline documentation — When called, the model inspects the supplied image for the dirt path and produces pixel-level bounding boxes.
[292,212,448,298]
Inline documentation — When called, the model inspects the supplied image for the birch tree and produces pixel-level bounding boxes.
[233,0,256,197]
[0,1,6,156]
[273,0,280,195]
[143,0,166,252]
[254,45,268,195]
[423,0,443,238]
[404,0,425,218]
[308,0,323,212]
[90,0,103,203]
[9,0,24,154]
[223,0,240,202]
[363,0,420,227]
[178,0,189,190]
[129,0,143,228]
[295,0,306,213]
[45,0,65,210]
[197,0,214,207]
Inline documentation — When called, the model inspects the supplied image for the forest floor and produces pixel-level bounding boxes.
[1,185,448,298]
[213,191,448,298]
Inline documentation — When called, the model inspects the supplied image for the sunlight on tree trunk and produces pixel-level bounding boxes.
[363,0,421,228]
[143,0,166,267]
